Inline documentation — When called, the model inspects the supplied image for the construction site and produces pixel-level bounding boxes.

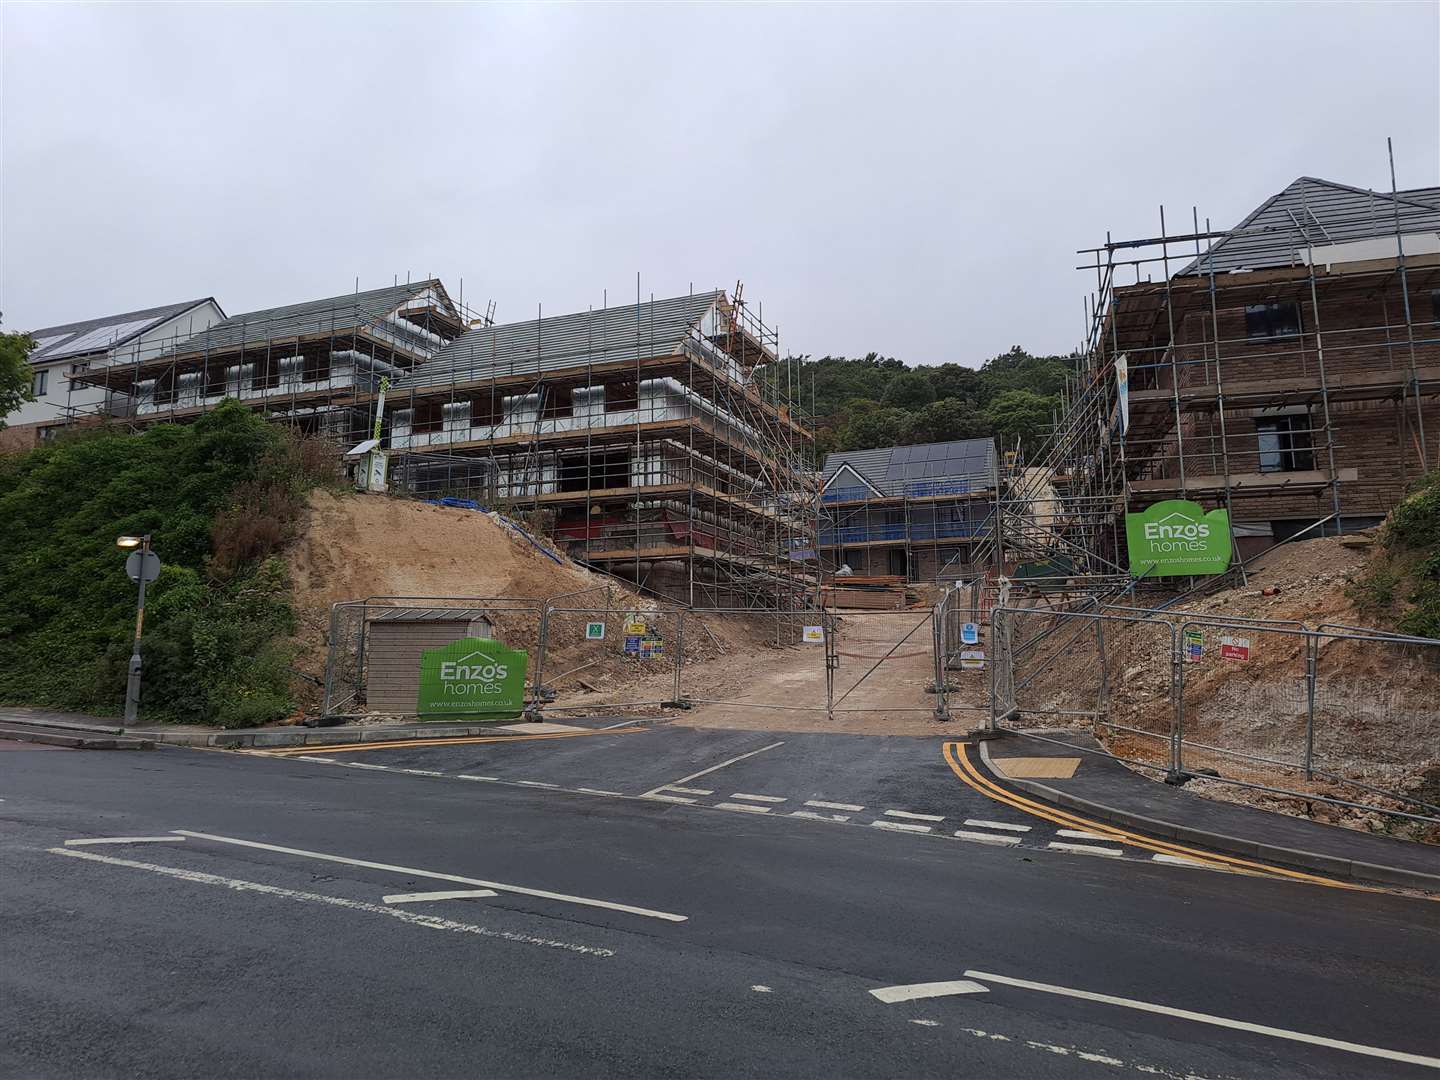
[61,283,818,610]
[993,168,1439,581]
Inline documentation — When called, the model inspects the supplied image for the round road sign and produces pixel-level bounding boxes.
[125,550,162,584]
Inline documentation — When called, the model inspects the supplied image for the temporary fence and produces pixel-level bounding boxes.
[322,591,954,724]
[989,603,1440,825]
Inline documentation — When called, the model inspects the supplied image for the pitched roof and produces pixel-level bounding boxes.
[1180,177,1440,276]
[821,438,997,499]
[26,299,218,364]
[162,280,458,358]
[394,291,727,391]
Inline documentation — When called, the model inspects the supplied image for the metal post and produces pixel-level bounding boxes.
[532,606,550,714]
[1169,624,1184,778]
[1304,635,1318,780]
[122,534,152,727]
[1094,612,1109,715]
[672,610,685,705]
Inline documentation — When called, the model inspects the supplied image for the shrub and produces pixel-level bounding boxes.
[0,403,326,726]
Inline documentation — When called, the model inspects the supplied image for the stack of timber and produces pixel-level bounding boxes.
[821,574,911,610]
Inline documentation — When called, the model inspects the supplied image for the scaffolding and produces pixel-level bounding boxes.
[816,440,998,583]
[986,147,1440,580]
[65,279,816,611]
[382,287,817,610]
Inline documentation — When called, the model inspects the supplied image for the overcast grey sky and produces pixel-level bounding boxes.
[3,2,1437,365]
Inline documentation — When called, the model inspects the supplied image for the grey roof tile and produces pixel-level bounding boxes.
[393,291,726,390]
[1180,177,1440,276]
[821,438,997,498]
[27,299,217,363]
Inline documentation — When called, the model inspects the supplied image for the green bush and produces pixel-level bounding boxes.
[0,402,328,725]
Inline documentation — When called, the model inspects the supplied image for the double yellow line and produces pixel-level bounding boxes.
[259,727,646,756]
[944,741,1372,893]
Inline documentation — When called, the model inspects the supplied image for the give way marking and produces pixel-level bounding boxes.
[171,829,687,923]
[869,968,1440,1070]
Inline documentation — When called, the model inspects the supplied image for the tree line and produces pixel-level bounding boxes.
[762,346,1076,461]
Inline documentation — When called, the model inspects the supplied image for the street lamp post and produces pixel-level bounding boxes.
[117,534,159,727]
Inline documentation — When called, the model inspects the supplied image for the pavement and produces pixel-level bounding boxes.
[977,730,1440,891]
[3,726,1439,1078]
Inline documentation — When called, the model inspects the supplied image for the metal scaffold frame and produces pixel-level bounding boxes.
[65,277,819,616]
[986,143,1440,582]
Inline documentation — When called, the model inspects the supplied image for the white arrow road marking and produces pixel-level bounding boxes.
[383,889,498,905]
[171,829,688,923]
[962,969,1440,1070]
[63,836,186,846]
[49,848,611,957]
[871,980,990,1004]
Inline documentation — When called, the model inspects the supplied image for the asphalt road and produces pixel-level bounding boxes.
[2,728,1438,1079]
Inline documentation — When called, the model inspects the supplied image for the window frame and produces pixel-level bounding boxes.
[1244,301,1303,340]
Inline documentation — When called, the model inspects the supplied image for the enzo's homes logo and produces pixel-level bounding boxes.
[1142,510,1210,552]
[440,650,508,695]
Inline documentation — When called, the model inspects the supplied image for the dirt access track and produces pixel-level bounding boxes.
[551,610,985,737]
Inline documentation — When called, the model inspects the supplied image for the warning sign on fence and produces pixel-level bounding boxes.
[1184,627,1203,662]
[802,625,825,644]
[1219,635,1251,661]
[960,650,986,670]
[961,622,980,645]
[585,621,605,640]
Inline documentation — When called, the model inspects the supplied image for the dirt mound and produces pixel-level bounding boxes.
[1017,535,1440,843]
[282,490,763,714]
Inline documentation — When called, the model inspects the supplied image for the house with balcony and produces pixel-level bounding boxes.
[819,437,998,580]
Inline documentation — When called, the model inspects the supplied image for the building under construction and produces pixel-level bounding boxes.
[66,282,816,609]
[995,166,1440,576]
[70,280,468,443]
[817,438,998,581]
[383,290,816,608]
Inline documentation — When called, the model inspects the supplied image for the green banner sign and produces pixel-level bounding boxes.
[417,636,528,720]
[1125,499,1232,578]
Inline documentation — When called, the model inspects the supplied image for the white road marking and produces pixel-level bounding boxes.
[884,810,945,822]
[575,788,624,797]
[870,980,989,1003]
[806,800,864,812]
[1057,828,1111,841]
[790,810,851,823]
[751,985,773,993]
[729,793,787,803]
[514,780,559,788]
[295,755,342,764]
[399,769,448,777]
[956,1027,1214,1080]
[456,774,497,781]
[714,802,770,814]
[643,794,696,805]
[661,786,713,796]
[1151,853,1217,869]
[170,829,688,922]
[964,819,1031,833]
[383,889,498,904]
[344,762,389,771]
[962,968,1440,1070]
[910,1019,940,1027]
[953,830,1021,847]
[1047,841,1123,857]
[50,848,612,957]
[63,836,187,847]
[872,820,931,834]
[639,740,785,797]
